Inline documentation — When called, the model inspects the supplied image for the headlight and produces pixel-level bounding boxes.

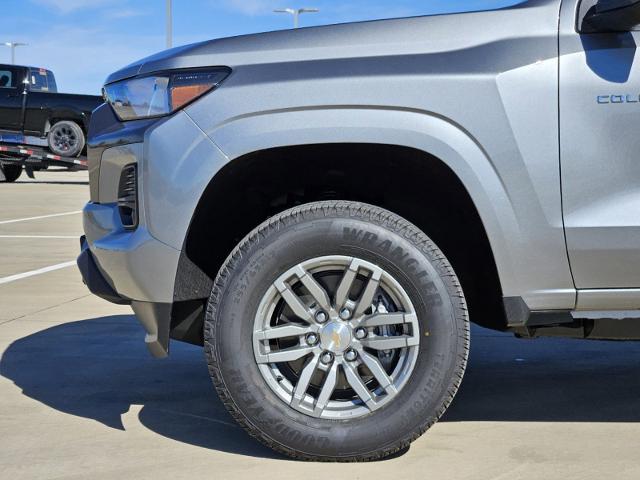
[103,67,230,121]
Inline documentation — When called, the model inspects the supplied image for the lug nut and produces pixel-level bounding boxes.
[315,310,328,323]
[320,351,334,365]
[305,333,319,346]
[344,349,358,362]
[339,308,352,320]
[354,327,367,339]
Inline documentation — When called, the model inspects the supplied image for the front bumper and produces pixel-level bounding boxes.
[78,234,174,358]
[81,200,181,303]
[79,103,225,358]
[77,235,129,305]
[80,161,182,360]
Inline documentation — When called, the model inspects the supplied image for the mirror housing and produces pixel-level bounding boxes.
[579,0,640,33]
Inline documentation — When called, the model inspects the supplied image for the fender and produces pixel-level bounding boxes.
[45,107,88,130]
[144,104,575,311]
[207,106,527,303]
[23,105,89,137]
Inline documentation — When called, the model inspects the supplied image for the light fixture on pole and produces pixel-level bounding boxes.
[274,8,319,28]
[2,42,28,65]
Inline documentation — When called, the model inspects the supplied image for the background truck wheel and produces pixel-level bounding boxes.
[48,121,85,157]
[0,164,22,182]
[204,201,470,461]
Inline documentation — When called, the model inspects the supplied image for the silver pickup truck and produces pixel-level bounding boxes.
[78,0,640,461]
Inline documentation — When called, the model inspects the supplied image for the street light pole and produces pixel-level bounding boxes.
[274,8,319,28]
[2,42,28,64]
[166,0,172,49]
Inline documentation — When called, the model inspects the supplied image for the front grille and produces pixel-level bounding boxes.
[117,164,138,229]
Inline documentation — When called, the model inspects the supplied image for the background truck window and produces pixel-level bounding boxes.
[29,68,48,91]
[0,70,15,88]
[46,70,58,92]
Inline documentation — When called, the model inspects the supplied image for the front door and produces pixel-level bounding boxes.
[560,0,640,290]
[0,66,24,131]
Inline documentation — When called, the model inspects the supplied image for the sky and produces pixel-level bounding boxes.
[2,0,524,94]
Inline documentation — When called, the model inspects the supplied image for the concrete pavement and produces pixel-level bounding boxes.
[1,170,639,480]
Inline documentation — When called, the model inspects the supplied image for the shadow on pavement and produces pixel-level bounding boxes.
[0,315,281,460]
[2,318,640,460]
[444,327,640,423]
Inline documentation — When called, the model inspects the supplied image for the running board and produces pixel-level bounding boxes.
[504,297,574,328]
[511,315,640,340]
[504,296,640,340]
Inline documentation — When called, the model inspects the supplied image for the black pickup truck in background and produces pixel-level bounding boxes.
[0,65,102,163]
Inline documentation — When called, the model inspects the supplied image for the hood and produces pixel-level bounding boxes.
[105,0,556,85]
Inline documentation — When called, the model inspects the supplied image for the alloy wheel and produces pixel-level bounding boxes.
[253,255,420,419]
[51,125,78,153]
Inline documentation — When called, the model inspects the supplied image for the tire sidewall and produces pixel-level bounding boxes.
[206,204,468,459]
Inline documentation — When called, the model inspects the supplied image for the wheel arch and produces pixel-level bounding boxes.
[46,109,89,134]
[179,139,511,332]
[196,106,517,284]
[159,107,529,341]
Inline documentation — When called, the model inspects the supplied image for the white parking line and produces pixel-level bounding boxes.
[0,235,78,239]
[0,261,76,285]
[0,210,82,225]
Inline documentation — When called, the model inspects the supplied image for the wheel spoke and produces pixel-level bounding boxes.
[353,268,382,317]
[343,362,376,410]
[292,355,320,406]
[335,258,359,308]
[293,265,331,311]
[256,345,315,364]
[359,312,414,328]
[275,281,313,323]
[313,362,339,415]
[255,324,313,341]
[360,335,419,350]
[360,351,397,394]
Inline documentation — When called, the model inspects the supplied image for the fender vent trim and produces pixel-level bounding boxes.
[117,163,138,229]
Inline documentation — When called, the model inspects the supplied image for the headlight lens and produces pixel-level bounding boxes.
[103,68,230,121]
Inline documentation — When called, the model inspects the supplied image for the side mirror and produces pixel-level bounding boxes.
[579,0,640,33]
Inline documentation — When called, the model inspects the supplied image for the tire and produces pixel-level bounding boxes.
[0,164,22,182]
[204,201,469,462]
[47,120,85,157]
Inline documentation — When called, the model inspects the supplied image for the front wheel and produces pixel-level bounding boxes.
[48,120,85,157]
[205,201,469,461]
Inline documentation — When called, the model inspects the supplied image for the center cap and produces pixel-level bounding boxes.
[320,321,352,353]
